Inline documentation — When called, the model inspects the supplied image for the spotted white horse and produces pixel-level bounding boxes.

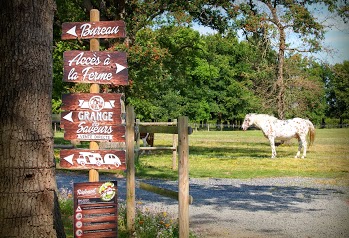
[241,113,315,158]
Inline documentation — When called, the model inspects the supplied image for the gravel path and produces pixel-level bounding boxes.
[56,171,349,238]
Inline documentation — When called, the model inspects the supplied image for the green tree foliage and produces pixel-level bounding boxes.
[283,54,326,124]
[195,0,347,119]
[326,61,349,122]
[52,0,347,124]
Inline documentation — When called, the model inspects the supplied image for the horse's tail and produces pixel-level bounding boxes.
[306,120,315,146]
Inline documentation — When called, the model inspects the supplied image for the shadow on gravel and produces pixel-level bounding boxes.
[56,171,345,214]
[137,180,345,213]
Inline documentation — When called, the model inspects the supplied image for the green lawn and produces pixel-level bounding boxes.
[136,128,349,183]
[54,128,349,182]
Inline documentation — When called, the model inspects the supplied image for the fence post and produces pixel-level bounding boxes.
[135,119,140,164]
[178,116,189,238]
[126,105,135,236]
[172,119,178,170]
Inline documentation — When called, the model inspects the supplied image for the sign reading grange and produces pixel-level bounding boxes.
[61,93,125,142]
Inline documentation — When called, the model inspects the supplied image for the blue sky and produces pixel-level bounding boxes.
[192,7,349,66]
[194,23,348,65]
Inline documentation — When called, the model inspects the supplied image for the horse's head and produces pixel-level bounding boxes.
[242,113,254,131]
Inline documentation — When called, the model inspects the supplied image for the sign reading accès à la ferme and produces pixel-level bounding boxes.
[74,181,118,237]
[63,51,128,85]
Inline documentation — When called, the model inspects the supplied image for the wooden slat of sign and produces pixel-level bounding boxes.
[60,149,126,170]
[61,93,123,111]
[63,125,126,142]
[62,21,126,40]
[139,125,178,134]
[63,51,128,85]
[74,181,118,237]
[61,111,123,126]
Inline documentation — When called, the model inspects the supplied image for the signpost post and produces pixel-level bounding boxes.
[89,9,102,183]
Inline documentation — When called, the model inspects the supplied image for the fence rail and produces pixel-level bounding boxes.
[189,123,349,131]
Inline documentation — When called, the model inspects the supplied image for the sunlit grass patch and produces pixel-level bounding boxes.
[137,128,349,182]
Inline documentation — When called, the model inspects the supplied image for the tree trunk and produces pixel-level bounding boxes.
[277,27,286,119]
[0,1,65,237]
[266,1,286,119]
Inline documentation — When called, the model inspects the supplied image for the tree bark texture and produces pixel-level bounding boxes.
[0,1,65,237]
[266,1,286,119]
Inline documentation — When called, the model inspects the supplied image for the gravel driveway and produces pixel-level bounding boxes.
[56,171,349,238]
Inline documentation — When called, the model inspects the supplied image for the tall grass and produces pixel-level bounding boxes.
[137,128,349,183]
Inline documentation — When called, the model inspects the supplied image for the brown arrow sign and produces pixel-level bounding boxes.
[60,149,126,170]
[61,21,126,40]
[63,51,128,85]
[61,93,125,142]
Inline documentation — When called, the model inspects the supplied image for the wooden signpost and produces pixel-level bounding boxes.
[63,51,128,85]
[74,181,118,237]
[60,9,190,238]
[60,10,128,238]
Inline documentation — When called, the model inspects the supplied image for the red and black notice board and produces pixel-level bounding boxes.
[74,181,118,237]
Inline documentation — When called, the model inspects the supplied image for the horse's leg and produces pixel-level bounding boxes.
[301,136,307,159]
[269,137,277,158]
[295,139,302,158]
[295,136,307,158]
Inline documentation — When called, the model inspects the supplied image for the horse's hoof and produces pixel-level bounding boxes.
[301,156,305,159]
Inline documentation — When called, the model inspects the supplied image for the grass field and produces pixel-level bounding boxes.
[135,128,349,183]
[54,128,349,183]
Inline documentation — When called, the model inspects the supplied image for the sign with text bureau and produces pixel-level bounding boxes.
[74,181,118,237]
[62,21,126,40]
[60,93,125,142]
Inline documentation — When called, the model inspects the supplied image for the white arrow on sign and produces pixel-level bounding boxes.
[63,111,74,122]
[115,63,126,74]
[66,26,77,37]
[63,154,74,165]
